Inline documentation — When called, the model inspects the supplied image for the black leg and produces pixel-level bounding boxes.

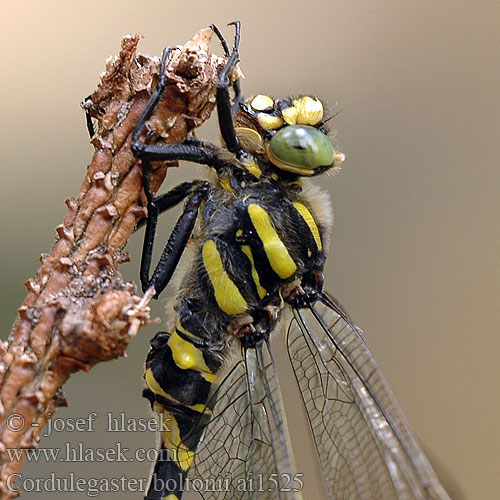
[214,21,243,155]
[131,25,243,298]
[134,142,229,172]
[148,180,206,215]
[210,22,243,108]
[130,46,229,173]
[210,23,231,55]
[141,182,209,296]
[135,180,205,229]
[132,47,173,150]
[182,138,216,149]
[132,46,175,210]
[231,78,243,109]
[139,182,205,289]
[131,23,243,170]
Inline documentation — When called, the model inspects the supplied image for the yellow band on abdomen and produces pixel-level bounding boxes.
[161,410,195,472]
[168,332,215,383]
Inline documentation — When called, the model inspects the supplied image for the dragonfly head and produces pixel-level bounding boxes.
[234,95,345,178]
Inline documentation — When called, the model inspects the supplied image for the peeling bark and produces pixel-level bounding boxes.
[0,28,231,498]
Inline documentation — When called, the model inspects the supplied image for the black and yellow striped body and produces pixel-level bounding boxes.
[194,182,327,329]
[131,32,442,500]
[144,179,329,499]
[143,302,221,499]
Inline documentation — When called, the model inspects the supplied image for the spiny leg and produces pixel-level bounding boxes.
[131,46,174,210]
[132,46,174,154]
[140,182,209,296]
[210,22,243,106]
[138,180,205,289]
[132,25,243,297]
[133,141,230,172]
[131,22,243,167]
[213,21,243,155]
[135,180,206,229]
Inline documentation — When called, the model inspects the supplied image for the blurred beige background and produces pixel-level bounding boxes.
[1,1,498,499]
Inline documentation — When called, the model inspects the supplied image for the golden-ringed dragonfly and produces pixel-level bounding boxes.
[130,22,451,500]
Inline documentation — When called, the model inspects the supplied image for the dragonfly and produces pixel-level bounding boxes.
[128,21,451,500]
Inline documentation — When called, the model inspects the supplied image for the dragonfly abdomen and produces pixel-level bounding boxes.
[143,299,224,499]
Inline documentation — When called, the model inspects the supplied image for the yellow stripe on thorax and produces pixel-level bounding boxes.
[241,245,267,299]
[160,409,195,471]
[202,239,247,315]
[247,204,297,279]
[219,178,234,192]
[293,202,322,251]
[168,331,216,384]
[243,161,262,179]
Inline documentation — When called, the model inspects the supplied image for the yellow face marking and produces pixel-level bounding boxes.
[282,106,298,125]
[250,94,274,110]
[243,161,262,179]
[164,495,180,500]
[293,202,322,251]
[282,96,324,126]
[161,410,195,471]
[257,113,284,130]
[219,178,234,192]
[236,229,243,238]
[241,245,267,299]
[236,140,263,178]
[168,331,216,383]
[202,240,248,315]
[294,96,324,125]
[235,126,263,152]
[247,204,297,279]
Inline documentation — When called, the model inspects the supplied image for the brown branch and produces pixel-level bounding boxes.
[0,28,231,499]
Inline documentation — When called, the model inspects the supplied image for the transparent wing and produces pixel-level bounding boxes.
[188,341,302,500]
[287,292,451,500]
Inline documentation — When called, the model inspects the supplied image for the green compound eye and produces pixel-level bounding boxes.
[268,125,334,176]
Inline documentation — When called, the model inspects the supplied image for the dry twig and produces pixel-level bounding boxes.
[0,27,230,498]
